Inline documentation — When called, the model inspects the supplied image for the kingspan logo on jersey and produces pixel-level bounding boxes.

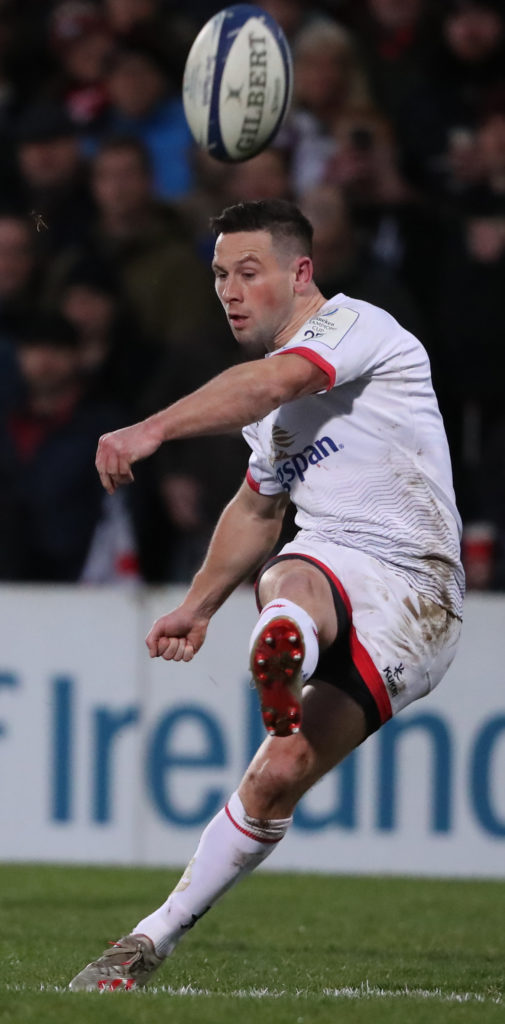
[274,432,342,491]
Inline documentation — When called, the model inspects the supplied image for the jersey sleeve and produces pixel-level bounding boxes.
[242,421,284,496]
[272,303,386,390]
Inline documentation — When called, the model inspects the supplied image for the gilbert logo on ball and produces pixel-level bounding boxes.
[183,3,293,162]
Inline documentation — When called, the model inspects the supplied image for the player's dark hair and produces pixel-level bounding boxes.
[210,199,313,257]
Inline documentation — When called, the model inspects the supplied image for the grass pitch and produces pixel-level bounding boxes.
[1,864,504,1023]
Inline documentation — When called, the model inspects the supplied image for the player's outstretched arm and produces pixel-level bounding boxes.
[145,480,288,662]
[96,354,327,494]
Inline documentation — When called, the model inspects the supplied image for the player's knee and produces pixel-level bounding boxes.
[258,563,337,648]
[259,563,320,606]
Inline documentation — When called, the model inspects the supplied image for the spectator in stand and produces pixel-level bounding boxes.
[460,111,505,213]
[328,107,410,209]
[277,18,375,195]
[299,181,425,338]
[13,101,95,256]
[103,0,194,82]
[0,0,52,107]
[0,312,125,581]
[136,326,252,582]
[325,107,442,324]
[48,135,218,345]
[257,0,316,41]
[396,0,505,202]
[225,147,294,204]
[45,0,115,130]
[180,148,234,263]
[434,200,505,524]
[98,42,195,200]
[0,211,43,331]
[0,2,32,199]
[104,0,166,37]
[479,112,505,194]
[55,257,160,414]
[347,0,437,123]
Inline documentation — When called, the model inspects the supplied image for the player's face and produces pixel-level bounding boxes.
[212,230,299,350]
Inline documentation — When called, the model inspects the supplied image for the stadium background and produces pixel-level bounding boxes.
[1,2,505,1016]
[0,0,504,590]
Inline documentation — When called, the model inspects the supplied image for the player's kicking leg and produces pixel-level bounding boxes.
[248,558,340,737]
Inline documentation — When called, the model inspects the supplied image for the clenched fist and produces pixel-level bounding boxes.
[96,417,164,494]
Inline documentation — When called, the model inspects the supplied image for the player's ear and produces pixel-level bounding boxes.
[293,255,313,291]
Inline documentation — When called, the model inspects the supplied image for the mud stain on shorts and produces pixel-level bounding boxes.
[417,596,453,648]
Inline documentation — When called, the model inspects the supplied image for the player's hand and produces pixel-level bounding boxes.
[145,607,209,662]
[95,418,163,494]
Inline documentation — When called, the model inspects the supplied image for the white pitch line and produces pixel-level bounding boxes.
[3,982,504,1004]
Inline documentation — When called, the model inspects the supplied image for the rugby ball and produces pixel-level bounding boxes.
[182,4,293,162]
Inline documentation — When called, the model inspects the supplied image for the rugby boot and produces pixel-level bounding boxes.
[69,932,163,991]
[250,616,305,737]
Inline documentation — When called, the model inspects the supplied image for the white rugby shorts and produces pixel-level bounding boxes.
[256,536,462,730]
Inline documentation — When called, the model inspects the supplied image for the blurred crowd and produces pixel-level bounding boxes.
[0,0,504,589]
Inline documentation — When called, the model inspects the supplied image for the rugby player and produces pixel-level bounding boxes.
[70,199,464,991]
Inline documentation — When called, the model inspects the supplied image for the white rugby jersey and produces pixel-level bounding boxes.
[243,294,465,618]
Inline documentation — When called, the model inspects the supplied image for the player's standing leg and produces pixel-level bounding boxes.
[69,682,366,990]
[68,562,363,991]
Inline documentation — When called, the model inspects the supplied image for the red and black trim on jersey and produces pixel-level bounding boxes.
[255,552,392,734]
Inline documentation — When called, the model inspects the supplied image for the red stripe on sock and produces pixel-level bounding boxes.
[225,803,281,844]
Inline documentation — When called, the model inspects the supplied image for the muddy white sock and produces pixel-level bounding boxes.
[134,791,292,957]
[249,598,320,682]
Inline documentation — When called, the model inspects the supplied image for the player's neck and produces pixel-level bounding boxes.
[272,290,327,351]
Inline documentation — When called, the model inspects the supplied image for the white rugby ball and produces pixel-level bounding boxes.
[182,3,293,162]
